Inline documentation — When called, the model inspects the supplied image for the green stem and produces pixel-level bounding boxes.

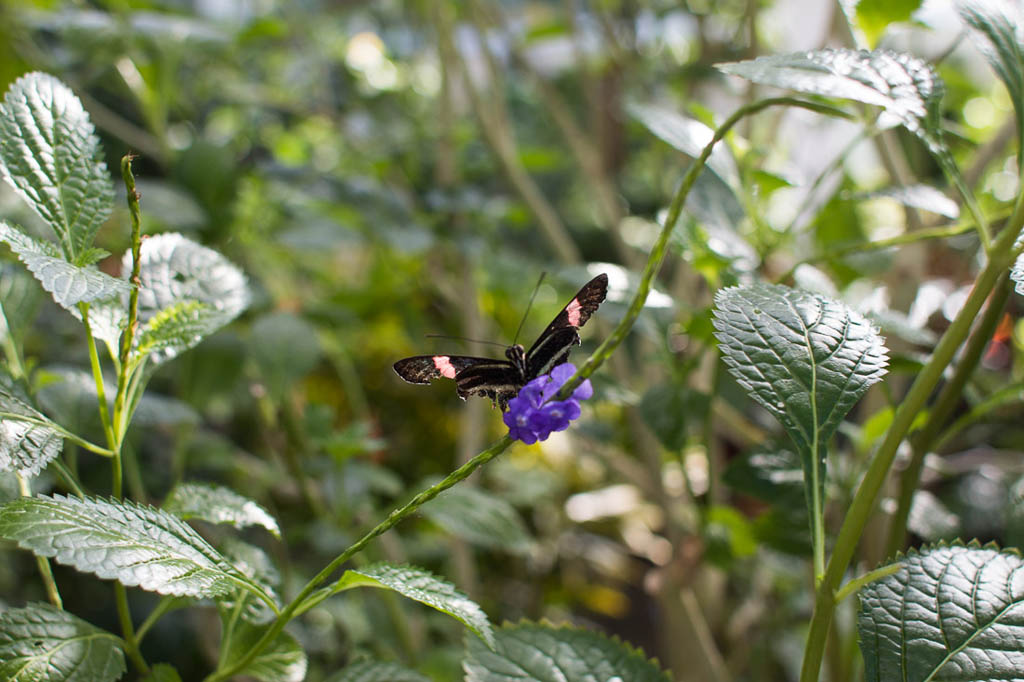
[884,272,1011,558]
[135,596,181,643]
[203,436,513,682]
[113,155,144,450]
[0,413,114,456]
[16,473,62,608]
[49,459,86,498]
[79,302,116,450]
[834,563,902,604]
[799,205,1024,682]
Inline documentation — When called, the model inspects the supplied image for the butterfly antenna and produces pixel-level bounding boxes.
[425,334,507,349]
[512,272,547,346]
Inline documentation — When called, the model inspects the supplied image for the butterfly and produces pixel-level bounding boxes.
[393,273,608,410]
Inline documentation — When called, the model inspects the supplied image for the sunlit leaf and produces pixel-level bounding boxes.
[0,602,125,682]
[163,482,280,537]
[0,367,62,476]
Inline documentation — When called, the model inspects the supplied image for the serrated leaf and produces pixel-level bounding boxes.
[718,48,945,153]
[0,367,63,476]
[333,562,494,648]
[857,543,1024,681]
[422,485,532,554]
[163,482,280,537]
[958,0,1024,156]
[0,494,252,598]
[627,101,740,187]
[0,221,130,310]
[0,72,114,258]
[248,311,322,398]
[131,232,249,363]
[713,284,888,523]
[220,620,307,682]
[324,661,431,682]
[219,537,281,623]
[464,622,670,682]
[0,602,125,682]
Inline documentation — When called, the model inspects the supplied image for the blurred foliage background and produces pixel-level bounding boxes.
[1,1,1022,680]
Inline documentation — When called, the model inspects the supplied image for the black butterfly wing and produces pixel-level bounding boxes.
[393,354,522,409]
[526,273,608,378]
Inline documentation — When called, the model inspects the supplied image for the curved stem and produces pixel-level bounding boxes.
[16,473,62,608]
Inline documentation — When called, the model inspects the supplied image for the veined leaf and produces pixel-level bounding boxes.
[0,602,125,682]
[0,72,114,258]
[958,0,1024,153]
[464,622,670,682]
[0,221,130,311]
[324,661,431,682]
[0,367,63,476]
[857,543,1024,680]
[712,284,888,524]
[131,232,249,363]
[718,48,945,153]
[163,482,280,537]
[333,562,494,648]
[422,485,532,555]
[0,494,253,598]
[220,619,307,682]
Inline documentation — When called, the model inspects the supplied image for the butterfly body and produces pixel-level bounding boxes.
[394,274,608,410]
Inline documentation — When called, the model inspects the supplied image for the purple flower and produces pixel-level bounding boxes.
[503,363,593,444]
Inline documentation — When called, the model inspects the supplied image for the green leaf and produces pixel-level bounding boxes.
[143,663,184,682]
[0,602,125,682]
[0,494,252,598]
[854,0,922,48]
[163,482,280,537]
[712,284,888,525]
[958,0,1024,156]
[722,445,805,505]
[333,562,494,648]
[220,620,307,682]
[131,232,249,362]
[906,490,960,542]
[0,72,114,258]
[218,537,281,623]
[0,367,63,476]
[857,543,1024,680]
[718,48,946,153]
[464,622,670,682]
[858,184,960,219]
[324,661,431,682]
[0,264,44,338]
[0,221,130,311]
[422,485,532,554]
[248,311,322,398]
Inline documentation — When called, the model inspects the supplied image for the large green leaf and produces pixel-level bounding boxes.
[0,602,125,682]
[463,622,670,682]
[0,72,114,259]
[163,482,280,537]
[718,48,945,153]
[332,562,494,648]
[0,367,63,476]
[712,284,887,523]
[324,661,431,682]
[220,619,307,682]
[131,232,249,363]
[0,221,129,311]
[0,494,253,598]
[857,543,1024,681]
[422,485,532,554]
[958,0,1024,159]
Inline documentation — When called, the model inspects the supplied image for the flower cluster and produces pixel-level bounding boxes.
[503,363,593,444]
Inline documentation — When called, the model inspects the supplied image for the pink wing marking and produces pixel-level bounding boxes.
[566,298,583,327]
[433,355,457,379]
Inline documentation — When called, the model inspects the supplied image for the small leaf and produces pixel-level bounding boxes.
[0,494,251,598]
[333,562,494,648]
[718,48,946,153]
[857,543,1024,680]
[163,482,280,537]
[0,367,63,476]
[219,537,281,623]
[464,621,670,682]
[0,602,125,682]
[713,284,888,520]
[220,620,307,682]
[131,232,249,362]
[144,663,184,682]
[958,0,1024,152]
[422,485,532,554]
[0,72,114,258]
[853,0,923,49]
[0,221,130,310]
[324,661,431,682]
